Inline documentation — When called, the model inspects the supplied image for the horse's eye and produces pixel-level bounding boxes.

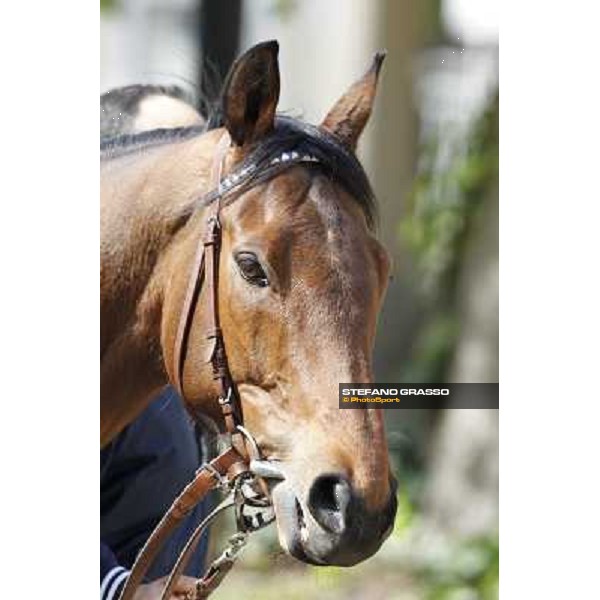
[235,252,269,287]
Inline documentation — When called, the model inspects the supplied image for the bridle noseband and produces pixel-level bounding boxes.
[118,133,319,600]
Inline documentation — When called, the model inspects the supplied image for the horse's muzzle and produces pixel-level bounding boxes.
[271,473,397,566]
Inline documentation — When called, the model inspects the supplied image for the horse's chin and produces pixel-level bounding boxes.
[271,482,326,565]
[271,480,388,567]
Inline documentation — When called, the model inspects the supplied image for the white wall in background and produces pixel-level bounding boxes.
[443,0,499,46]
[100,0,199,95]
[241,0,379,158]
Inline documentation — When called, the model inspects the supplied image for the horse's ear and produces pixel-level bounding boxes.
[221,40,280,147]
[321,51,386,150]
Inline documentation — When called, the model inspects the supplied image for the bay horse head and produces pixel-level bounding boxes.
[101,40,396,567]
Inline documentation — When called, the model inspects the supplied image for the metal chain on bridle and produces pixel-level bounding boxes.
[118,132,320,600]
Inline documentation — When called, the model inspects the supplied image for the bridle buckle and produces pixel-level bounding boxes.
[218,387,233,406]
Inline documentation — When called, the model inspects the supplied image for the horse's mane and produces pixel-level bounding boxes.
[101,125,207,157]
[101,113,377,228]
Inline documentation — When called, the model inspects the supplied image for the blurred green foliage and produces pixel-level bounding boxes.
[100,0,117,12]
[421,535,499,600]
[400,312,459,383]
[421,0,445,45]
[400,93,499,383]
[393,491,498,600]
[393,488,416,537]
[270,0,298,21]
[403,93,498,302]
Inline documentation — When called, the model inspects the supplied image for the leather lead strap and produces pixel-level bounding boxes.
[118,448,244,600]
[158,496,235,600]
[195,560,236,599]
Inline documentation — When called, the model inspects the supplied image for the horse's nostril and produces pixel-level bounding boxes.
[307,474,352,534]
